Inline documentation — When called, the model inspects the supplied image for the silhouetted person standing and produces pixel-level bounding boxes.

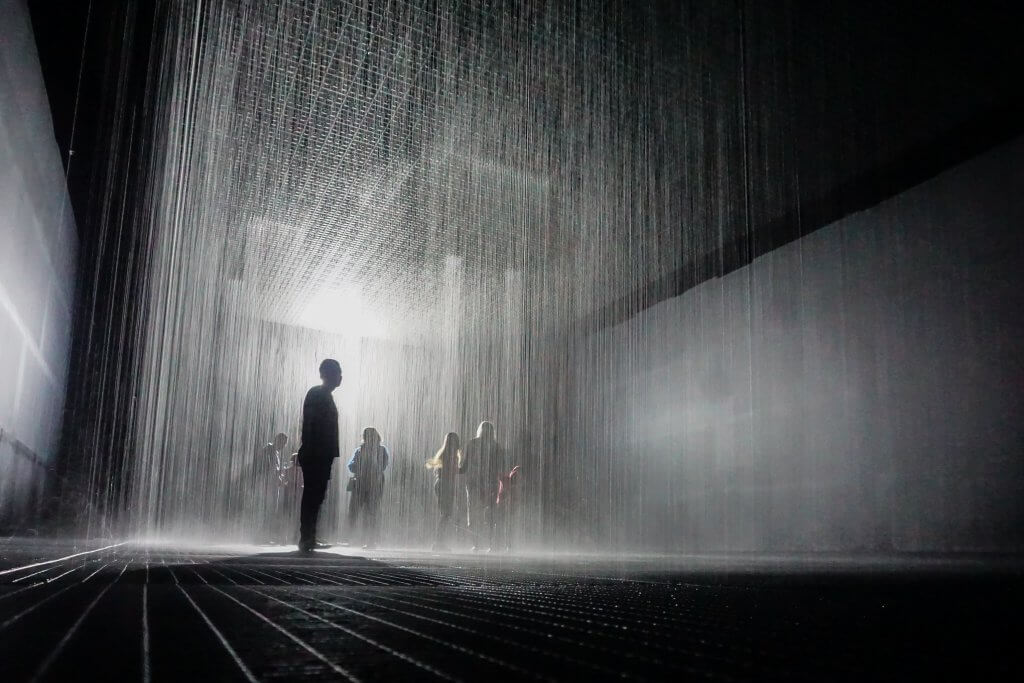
[278,451,302,544]
[296,358,343,552]
[426,432,461,551]
[347,426,389,549]
[254,432,289,543]
[462,421,506,551]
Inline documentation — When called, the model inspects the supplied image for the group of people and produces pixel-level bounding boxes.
[426,422,516,552]
[256,358,518,553]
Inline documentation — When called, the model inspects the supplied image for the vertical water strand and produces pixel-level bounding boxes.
[52,0,715,548]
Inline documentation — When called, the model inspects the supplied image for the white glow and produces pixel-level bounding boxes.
[298,288,386,338]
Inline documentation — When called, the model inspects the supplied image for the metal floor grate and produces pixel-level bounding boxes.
[1,540,1020,681]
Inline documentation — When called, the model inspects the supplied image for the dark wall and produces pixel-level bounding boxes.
[571,138,1024,552]
[35,0,165,533]
[0,0,77,526]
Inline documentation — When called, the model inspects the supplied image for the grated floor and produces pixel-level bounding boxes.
[1,539,1020,681]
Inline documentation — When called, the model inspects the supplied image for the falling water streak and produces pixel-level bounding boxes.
[54,0,764,549]
[54,0,1017,555]
[74,0,692,548]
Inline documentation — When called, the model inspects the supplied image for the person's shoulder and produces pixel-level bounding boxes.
[352,446,361,457]
[305,385,328,401]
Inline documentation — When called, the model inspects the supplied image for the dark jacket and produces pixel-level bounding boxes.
[297,385,339,473]
[348,445,389,499]
[461,437,506,491]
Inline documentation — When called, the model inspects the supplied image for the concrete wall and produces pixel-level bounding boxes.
[0,0,77,525]
[572,137,1024,553]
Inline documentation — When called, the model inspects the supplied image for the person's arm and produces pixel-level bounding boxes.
[348,447,359,474]
[458,443,469,474]
[301,389,329,455]
[299,391,315,455]
[382,446,389,471]
[276,452,288,484]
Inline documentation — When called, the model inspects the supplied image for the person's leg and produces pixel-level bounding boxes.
[473,491,489,548]
[485,483,499,549]
[299,486,313,548]
[490,500,503,552]
[432,480,442,547]
[269,484,280,544]
[373,496,383,545]
[506,494,516,551]
[299,469,328,548]
[354,496,366,545]
[364,497,379,548]
[434,512,444,548]
[466,485,480,548]
[283,483,297,545]
[435,489,453,549]
[265,481,279,543]
[309,476,328,541]
[346,492,360,544]
[299,479,314,547]
[278,488,291,544]
[438,507,451,548]
[454,484,468,546]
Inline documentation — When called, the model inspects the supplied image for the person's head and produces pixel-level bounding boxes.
[426,431,461,469]
[273,433,288,450]
[442,431,460,453]
[362,426,381,447]
[319,358,343,390]
[476,421,495,441]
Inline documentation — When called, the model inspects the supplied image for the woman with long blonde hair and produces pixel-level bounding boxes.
[426,432,461,551]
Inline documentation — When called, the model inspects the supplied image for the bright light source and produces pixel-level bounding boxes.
[298,288,385,338]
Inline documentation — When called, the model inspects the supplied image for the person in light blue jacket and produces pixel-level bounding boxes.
[347,426,389,549]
